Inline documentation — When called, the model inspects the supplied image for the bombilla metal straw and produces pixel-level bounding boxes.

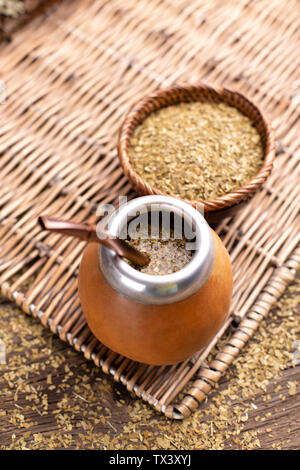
[38,216,149,267]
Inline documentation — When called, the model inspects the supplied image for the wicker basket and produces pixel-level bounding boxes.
[118,83,275,222]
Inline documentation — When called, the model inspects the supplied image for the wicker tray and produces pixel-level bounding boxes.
[0,0,299,419]
[0,0,60,40]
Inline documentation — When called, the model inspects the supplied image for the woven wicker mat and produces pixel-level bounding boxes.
[0,0,299,419]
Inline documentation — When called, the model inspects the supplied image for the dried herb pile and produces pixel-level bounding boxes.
[126,227,192,275]
[129,102,263,200]
[0,1,24,17]
[0,276,299,450]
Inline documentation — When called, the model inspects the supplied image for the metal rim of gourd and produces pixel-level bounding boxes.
[99,195,215,305]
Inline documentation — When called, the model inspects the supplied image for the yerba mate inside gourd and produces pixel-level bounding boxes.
[129,101,264,200]
[124,213,193,275]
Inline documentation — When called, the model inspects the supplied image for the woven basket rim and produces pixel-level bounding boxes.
[118,82,276,213]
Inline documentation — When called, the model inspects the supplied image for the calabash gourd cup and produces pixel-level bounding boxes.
[118,83,275,223]
[78,195,233,365]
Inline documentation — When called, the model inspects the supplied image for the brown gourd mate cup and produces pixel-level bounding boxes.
[117,83,275,224]
[77,196,233,365]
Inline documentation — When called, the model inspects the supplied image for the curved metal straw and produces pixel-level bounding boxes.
[38,216,149,267]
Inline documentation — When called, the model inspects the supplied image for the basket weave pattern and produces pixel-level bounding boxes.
[0,0,299,419]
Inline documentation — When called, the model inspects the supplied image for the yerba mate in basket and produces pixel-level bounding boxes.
[118,83,275,222]
[125,217,193,275]
[128,102,263,201]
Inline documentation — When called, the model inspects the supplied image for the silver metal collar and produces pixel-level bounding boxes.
[99,195,214,305]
